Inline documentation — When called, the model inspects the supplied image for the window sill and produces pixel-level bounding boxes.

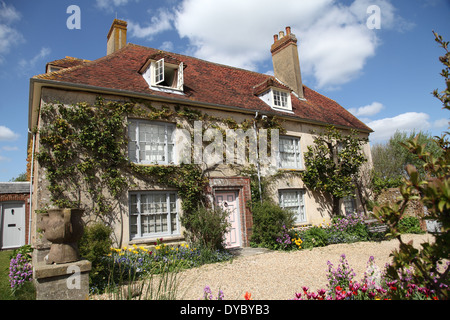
[277,168,304,172]
[131,162,177,167]
[150,85,185,95]
[129,234,184,246]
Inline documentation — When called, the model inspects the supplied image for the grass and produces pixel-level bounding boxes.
[0,250,15,300]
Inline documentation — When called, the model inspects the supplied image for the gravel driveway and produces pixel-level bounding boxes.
[175,234,436,300]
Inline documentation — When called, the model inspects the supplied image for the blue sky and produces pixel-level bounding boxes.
[0,0,449,182]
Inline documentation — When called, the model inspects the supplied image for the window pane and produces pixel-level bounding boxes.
[273,90,288,107]
[279,137,301,169]
[130,192,180,239]
[280,190,306,224]
[131,121,174,164]
[130,215,138,236]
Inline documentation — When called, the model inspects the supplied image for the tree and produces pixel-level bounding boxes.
[301,126,368,217]
[371,130,443,194]
[374,31,449,299]
[9,172,28,182]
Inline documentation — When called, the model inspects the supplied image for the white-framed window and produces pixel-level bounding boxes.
[129,191,180,240]
[279,189,306,224]
[257,88,292,112]
[128,120,175,165]
[143,58,184,92]
[278,136,302,169]
[273,90,289,108]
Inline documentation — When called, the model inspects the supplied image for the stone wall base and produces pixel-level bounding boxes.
[33,259,91,300]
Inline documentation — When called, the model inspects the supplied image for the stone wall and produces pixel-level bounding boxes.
[376,188,426,230]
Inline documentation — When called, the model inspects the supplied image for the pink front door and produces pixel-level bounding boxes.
[215,191,241,248]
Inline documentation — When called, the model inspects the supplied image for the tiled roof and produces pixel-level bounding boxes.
[34,44,372,132]
[0,182,30,194]
[46,56,89,70]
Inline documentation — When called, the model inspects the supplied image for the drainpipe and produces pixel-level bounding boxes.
[254,112,263,203]
[27,129,36,245]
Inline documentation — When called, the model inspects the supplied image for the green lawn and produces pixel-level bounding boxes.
[0,250,14,300]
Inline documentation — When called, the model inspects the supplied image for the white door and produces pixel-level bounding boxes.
[1,202,25,249]
[215,191,241,248]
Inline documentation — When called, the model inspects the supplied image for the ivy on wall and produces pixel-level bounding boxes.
[36,96,286,230]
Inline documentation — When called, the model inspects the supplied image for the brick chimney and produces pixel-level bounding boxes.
[107,19,127,55]
[271,27,304,99]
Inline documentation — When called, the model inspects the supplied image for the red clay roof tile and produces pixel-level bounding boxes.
[34,43,372,132]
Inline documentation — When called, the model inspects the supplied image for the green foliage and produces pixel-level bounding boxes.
[79,222,113,290]
[301,126,368,216]
[250,201,295,248]
[9,172,28,182]
[398,216,424,234]
[371,130,443,194]
[182,205,231,251]
[299,226,328,249]
[374,32,450,300]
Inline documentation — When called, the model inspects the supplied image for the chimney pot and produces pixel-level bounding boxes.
[271,27,304,99]
[273,34,279,43]
[107,19,127,55]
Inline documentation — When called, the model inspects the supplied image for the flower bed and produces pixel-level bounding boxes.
[92,239,233,294]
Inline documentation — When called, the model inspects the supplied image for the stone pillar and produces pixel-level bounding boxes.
[34,259,91,300]
[33,208,91,300]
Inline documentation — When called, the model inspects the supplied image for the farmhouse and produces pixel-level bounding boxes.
[27,20,372,251]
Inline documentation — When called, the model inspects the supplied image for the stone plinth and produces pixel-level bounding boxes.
[34,259,91,300]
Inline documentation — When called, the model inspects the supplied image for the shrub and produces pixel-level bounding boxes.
[398,216,423,234]
[250,201,295,249]
[326,214,370,244]
[182,205,230,251]
[299,226,328,249]
[78,222,113,292]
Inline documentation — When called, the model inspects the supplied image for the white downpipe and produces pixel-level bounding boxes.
[28,130,36,245]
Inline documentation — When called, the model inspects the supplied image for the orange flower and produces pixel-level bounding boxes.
[244,292,252,300]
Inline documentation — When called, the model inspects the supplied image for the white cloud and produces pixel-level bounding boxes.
[2,146,18,151]
[18,47,51,72]
[367,112,432,143]
[0,155,11,162]
[96,0,136,11]
[128,8,175,40]
[0,126,19,141]
[349,102,384,117]
[170,0,407,88]
[160,41,174,52]
[0,1,21,24]
[434,118,449,128]
[0,2,24,63]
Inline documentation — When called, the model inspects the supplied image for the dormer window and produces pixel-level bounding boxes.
[258,88,292,112]
[254,78,293,112]
[273,90,290,109]
[141,55,184,93]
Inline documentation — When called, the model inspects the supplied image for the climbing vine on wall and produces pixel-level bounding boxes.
[36,96,286,225]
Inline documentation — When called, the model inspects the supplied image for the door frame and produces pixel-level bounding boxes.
[214,190,242,249]
[1,201,26,250]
